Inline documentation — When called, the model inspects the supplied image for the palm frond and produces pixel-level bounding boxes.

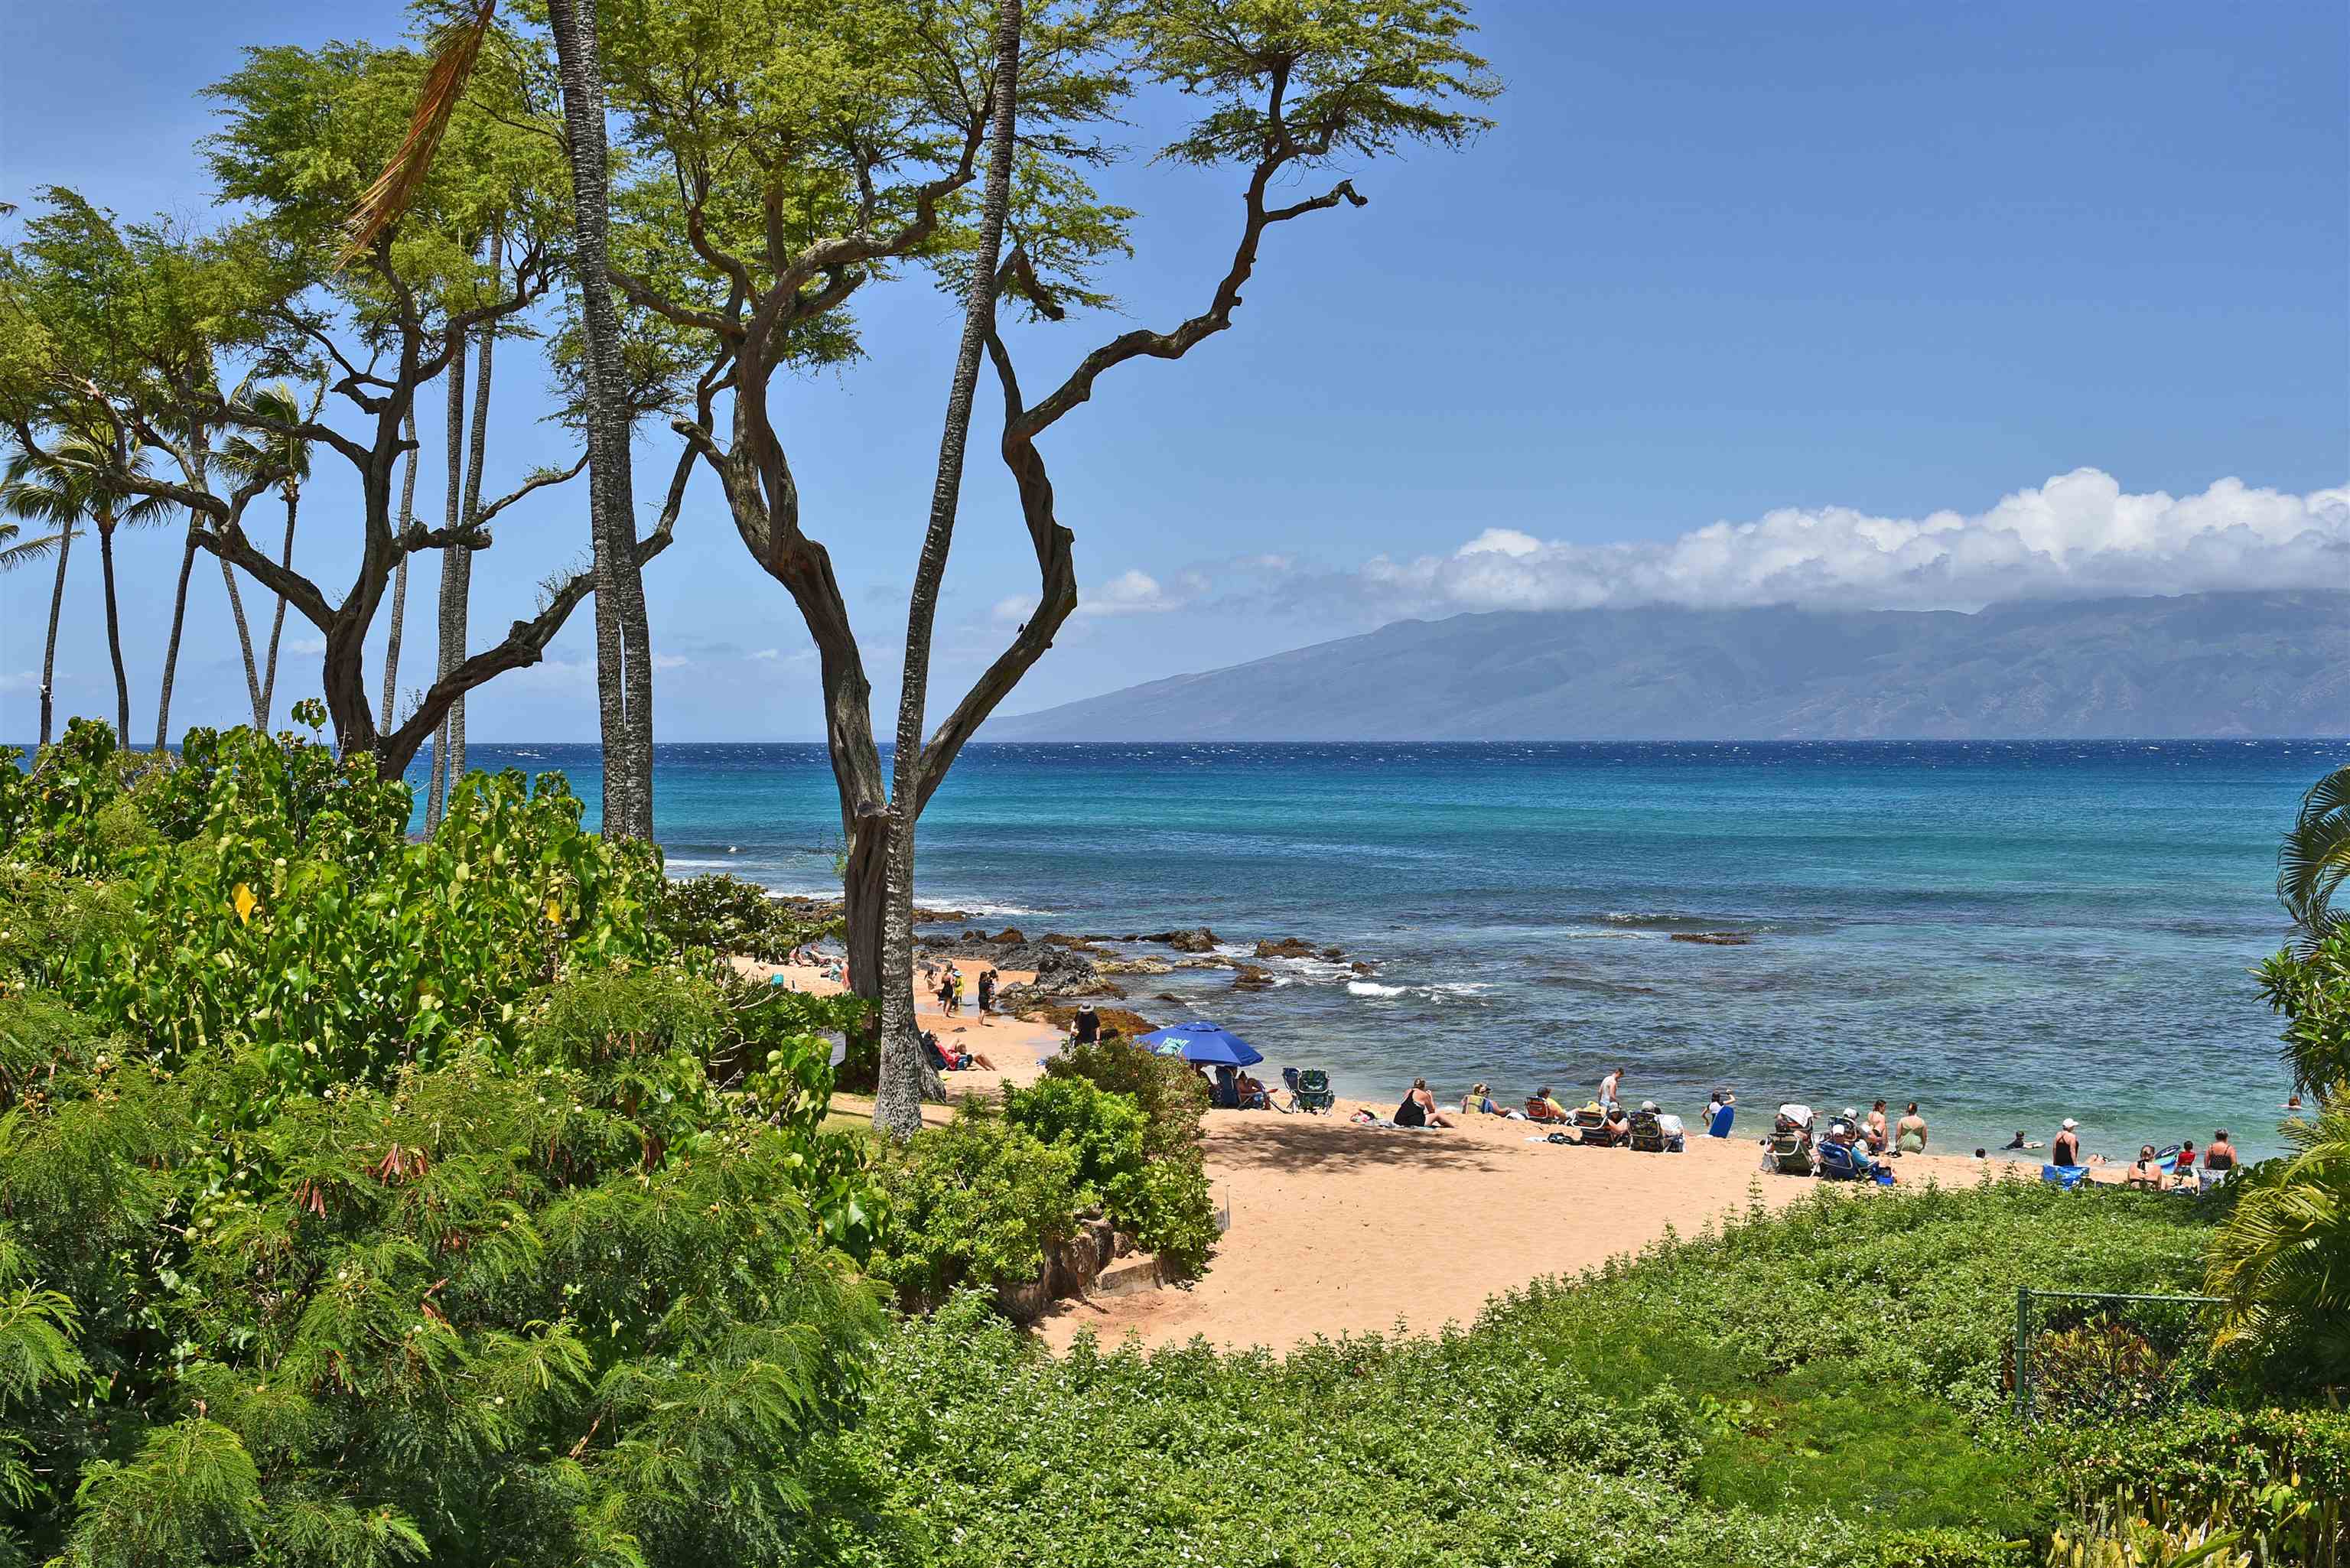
[0,520,76,571]
[335,0,501,270]
[2280,766,2350,940]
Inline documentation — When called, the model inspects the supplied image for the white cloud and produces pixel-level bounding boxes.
[287,636,327,655]
[1357,471,2349,616]
[1076,569,1185,617]
[749,648,781,661]
[652,653,691,670]
[990,594,1037,627]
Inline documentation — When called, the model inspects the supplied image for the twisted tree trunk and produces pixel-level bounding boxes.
[548,0,655,841]
[874,0,1023,1139]
[35,518,71,747]
[379,412,419,732]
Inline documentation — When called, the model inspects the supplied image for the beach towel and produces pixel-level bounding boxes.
[2041,1164,2092,1191]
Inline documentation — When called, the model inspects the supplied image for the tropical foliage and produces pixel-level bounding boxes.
[0,723,886,1565]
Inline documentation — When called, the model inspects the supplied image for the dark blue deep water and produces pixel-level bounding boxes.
[406,739,2340,1160]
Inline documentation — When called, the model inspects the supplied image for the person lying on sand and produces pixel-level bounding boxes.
[2125,1145,2164,1189]
[1395,1078,1456,1128]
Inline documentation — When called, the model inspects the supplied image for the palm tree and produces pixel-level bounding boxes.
[1,434,172,743]
[2280,765,2350,948]
[0,519,73,572]
[220,383,317,728]
[379,410,420,732]
[2205,1094,2350,1382]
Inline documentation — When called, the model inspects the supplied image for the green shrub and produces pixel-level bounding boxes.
[1007,1065,1220,1276]
[655,871,832,963]
[870,1112,1079,1307]
[2047,1405,2350,1565]
[1002,1075,1147,1208]
[1042,1036,1207,1160]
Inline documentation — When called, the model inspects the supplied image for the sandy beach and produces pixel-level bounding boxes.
[750,954,2043,1352]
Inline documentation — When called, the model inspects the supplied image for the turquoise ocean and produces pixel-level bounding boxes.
[406,739,2342,1162]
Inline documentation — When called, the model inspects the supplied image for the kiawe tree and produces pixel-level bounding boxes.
[593,0,1495,1133]
[0,33,665,779]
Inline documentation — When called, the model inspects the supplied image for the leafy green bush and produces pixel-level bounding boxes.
[5,724,669,1098]
[2047,1404,2350,1566]
[655,871,832,963]
[1011,1057,1219,1274]
[0,1008,880,1567]
[1042,1036,1209,1160]
[870,1112,1079,1308]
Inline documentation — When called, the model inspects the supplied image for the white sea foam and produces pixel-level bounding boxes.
[1347,981,1410,997]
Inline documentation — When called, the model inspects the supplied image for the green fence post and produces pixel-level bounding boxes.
[2013,1287,2030,1426]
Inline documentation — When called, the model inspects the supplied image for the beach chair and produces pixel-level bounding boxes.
[1626,1108,1668,1153]
[1816,1140,1868,1181]
[1769,1105,1815,1176]
[1524,1097,1569,1124]
[1285,1068,1336,1115]
[1572,1103,1626,1148]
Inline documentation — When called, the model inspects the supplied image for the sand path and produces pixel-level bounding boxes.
[745,957,2030,1354]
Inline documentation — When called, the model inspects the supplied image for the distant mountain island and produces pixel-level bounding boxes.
[990,591,2349,740]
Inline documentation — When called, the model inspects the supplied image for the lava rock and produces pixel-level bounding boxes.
[1253,937,1317,959]
[1146,927,1221,954]
[1669,932,1755,946]
[1231,963,1276,991]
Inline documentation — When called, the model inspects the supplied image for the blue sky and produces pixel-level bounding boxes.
[3,0,2344,742]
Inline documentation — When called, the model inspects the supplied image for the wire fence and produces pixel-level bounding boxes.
[2008,1288,2227,1428]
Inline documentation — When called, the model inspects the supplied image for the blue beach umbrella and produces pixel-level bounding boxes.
[1134,1021,1263,1068]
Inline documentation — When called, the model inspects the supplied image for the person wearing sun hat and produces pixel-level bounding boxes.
[2052,1118,2081,1166]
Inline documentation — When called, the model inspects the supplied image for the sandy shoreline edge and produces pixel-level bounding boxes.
[742,954,2064,1354]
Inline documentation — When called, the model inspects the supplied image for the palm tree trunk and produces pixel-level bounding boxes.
[96,519,135,740]
[220,551,266,730]
[259,478,298,727]
[36,520,72,748]
[874,0,1023,1139]
[548,0,653,841]
[154,528,200,752]
[448,245,498,796]
[427,330,467,831]
[379,412,420,732]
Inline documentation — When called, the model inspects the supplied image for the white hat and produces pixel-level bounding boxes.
[1639,1099,1657,1111]
[2062,1117,2078,1130]
[1842,1108,1857,1118]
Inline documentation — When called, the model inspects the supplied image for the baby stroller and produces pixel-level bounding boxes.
[1769,1104,1816,1176]
[1573,1102,1626,1147]
[1627,1106,1668,1153]
[1284,1067,1336,1115]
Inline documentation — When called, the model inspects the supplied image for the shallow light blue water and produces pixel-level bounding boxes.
[408,739,2339,1161]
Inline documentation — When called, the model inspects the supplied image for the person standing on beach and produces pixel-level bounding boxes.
[2052,1119,2081,1166]
[1598,1065,1625,1110]
[976,968,995,1025]
[1073,1004,1101,1046]
[1894,1103,1928,1154]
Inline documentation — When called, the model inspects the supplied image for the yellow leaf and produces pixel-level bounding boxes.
[232,883,259,925]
